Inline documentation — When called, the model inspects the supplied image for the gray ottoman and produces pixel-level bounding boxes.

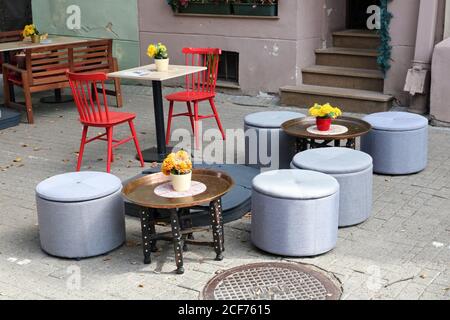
[251,170,340,257]
[291,148,373,227]
[244,111,305,169]
[36,172,126,259]
[361,112,428,175]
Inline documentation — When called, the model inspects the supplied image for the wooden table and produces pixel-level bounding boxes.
[282,116,372,152]
[122,169,234,274]
[108,64,206,162]
[0,36,90,104]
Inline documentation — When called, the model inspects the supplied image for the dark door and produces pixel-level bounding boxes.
[0,0,32,32]
[347,0,381,29]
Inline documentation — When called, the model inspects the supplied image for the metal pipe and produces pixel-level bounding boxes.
[404,0,439,114]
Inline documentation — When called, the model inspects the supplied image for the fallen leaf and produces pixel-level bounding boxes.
[21,144,28,148]
[138,284,144,288]
[13,158,22,163]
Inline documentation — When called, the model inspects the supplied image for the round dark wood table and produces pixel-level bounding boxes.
[123,169,233,274]
[282,116,372,152]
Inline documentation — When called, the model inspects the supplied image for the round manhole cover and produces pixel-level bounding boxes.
[202,262,342,300]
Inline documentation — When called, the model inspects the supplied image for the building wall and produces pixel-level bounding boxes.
[0,0,32,32]
[31,0,140,71]
[138,0,342,95]
[384,0,445,106]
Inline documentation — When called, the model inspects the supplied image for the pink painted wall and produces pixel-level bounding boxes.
[138,0,344,94]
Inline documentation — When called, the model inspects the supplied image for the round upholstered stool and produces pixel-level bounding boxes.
[361,112,428,175]
[291,148,373,227]
[244,111,305,169]
[36,172,126,259]
[251,170,339,257]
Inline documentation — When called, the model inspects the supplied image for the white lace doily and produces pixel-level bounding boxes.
[306,125,349,136]
[154,181,207,198]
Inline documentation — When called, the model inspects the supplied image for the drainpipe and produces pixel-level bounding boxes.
[404,0,439,114]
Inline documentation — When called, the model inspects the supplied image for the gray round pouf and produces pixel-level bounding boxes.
[36,172,126,259]
[244,111,305,170]
[251,170,340,257]
[291,148,373,227]
[361,112,428,175]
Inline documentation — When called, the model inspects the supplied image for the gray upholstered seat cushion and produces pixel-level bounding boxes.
[36,171,122,202]
[363,112,428,131]
[252,169,339,200]
[292,147,373,174]
[244,111,305,128]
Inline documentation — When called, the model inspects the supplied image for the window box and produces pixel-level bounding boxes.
[177,3,232,15]
[232,3,277,16]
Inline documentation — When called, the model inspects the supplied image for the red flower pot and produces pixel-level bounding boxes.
[316,117,332,131]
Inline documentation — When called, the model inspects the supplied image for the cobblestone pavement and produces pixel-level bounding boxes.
[0,85,449,300]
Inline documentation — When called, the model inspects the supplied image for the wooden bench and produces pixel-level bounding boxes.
[0,30,23,71]
[2,39,122,124]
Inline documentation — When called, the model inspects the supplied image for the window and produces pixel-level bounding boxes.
[218,51,239,84]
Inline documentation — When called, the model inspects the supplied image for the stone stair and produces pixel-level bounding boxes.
[280,29,394,113]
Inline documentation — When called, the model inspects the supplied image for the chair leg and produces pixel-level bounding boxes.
[2,73,11,107]
[113,58,123,108]
[209,98,225,140]
[186,101,195,133]
[106,127,113,173]
[193,101,200,149]
[166,101,174,146]
[113,77,123,108]
[23,86,34,124]
[76,126,88,171]
[129,120,145,167]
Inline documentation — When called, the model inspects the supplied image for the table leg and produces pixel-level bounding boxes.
[140,208,156,264]
[139,80,172,163]
[180,208,193,252]
[334,140,341,147]
[210,198,224,261]
[40,89,74,104]
[2,52,15,103]
[346,138,356,149]
[169,209,184,275]
[296,138,308,153]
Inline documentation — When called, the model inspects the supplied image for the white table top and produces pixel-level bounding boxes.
[108,64,207,82]
[0,36,90,52]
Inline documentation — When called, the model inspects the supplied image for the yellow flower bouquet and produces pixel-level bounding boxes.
[22,24,40,43]
[309,103,342,131]
[162,150,193,192]
[147,42,169,72]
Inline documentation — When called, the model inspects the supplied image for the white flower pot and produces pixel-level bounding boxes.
[170,171,192,192]
[155,58,169,72]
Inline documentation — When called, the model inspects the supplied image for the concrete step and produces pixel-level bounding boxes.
[302,65,384,92]
[333,29,381,50]
[280,84,393,113]
[315,47,379,70]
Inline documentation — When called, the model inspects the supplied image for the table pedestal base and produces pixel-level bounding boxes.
[296,138,357,152]
[138,146,173,163]
[139,198,225,275]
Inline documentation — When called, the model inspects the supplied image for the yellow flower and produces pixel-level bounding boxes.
[147,44,157,58]
[309,103,342,119]
[161,150,192,175]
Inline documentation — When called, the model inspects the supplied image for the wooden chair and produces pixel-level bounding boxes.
[67,71,144,173]
[2,39,122,124]
[165,48,225,148]
[0,30,23,72]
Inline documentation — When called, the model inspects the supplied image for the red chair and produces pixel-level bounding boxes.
[67,72,144,173]
[165,48,225,148]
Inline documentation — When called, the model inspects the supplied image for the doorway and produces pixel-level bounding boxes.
[347,0,381,29]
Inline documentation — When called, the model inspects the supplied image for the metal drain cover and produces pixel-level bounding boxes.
[202,262,342,300]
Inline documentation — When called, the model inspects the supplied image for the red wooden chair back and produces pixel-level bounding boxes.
[182,48,221,94]
[67,71,111,124]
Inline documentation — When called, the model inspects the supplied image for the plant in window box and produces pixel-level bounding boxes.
[232,0,278,16]
[167,0,233,15]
